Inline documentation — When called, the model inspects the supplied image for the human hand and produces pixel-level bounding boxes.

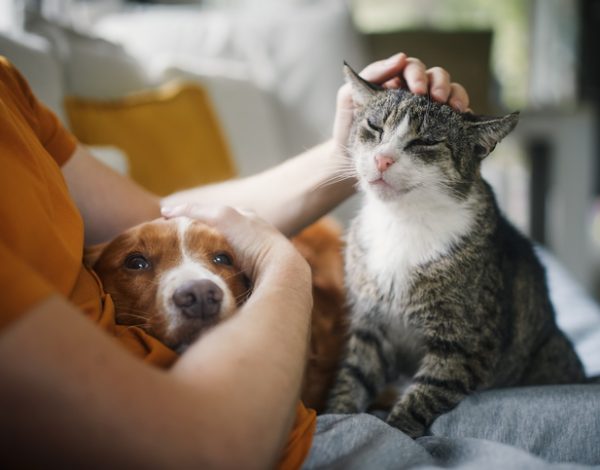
[161,204,311,289]
[333,52,471,153]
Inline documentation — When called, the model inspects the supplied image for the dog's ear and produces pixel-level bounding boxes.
[83,242,108,268]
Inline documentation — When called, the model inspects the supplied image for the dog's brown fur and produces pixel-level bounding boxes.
[87,217,347,412]
[292,219,347,412]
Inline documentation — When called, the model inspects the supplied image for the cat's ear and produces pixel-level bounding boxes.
[343,61,383,107]
[464,111,519,159]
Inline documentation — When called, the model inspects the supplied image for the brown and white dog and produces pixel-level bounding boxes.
[87,216,347,411]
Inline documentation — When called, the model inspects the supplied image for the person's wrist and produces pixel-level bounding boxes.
[253,246,312,305]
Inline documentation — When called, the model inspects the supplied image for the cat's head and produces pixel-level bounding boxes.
[344,63,519,203]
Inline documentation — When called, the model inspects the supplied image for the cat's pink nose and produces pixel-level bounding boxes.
[375,154,395,173]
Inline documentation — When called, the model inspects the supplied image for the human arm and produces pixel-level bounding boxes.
[63,53,470,242]
[163,53,470,236]
[0,208,312,469]
[61,144,162,245]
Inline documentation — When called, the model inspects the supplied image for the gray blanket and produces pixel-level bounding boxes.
[304,385,600,469]
[304,248,600,469]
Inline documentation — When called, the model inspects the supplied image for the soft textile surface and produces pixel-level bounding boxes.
[305,251,600,469]
[0,31,65,121]
[65,81,237,195]
[26,12,150,100]
[539,247,600,376]
[93,1,367,155]
[305,385,600,469]
[429,385,600,464]
[161,64,287,177]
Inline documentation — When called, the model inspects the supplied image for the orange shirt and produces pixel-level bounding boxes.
[0,56,178,366]
[0,56,314,468]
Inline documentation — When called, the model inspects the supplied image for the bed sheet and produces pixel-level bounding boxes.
[304,249,600,469]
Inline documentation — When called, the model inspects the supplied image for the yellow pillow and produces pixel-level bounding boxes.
[65,81,237,196]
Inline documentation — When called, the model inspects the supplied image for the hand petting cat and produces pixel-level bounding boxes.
[333,52,470,154]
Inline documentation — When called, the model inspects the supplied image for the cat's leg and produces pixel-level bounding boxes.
[325,327,393,414]
[519,330,586,385]
[386,351,487,438]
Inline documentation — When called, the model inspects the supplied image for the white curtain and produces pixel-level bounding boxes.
[527,0,579,109]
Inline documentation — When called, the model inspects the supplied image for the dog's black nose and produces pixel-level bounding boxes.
[172,280,223,319]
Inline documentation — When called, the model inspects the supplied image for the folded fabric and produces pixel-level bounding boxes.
[306,385,600,469]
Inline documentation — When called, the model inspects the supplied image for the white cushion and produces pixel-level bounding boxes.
[538,247,600,376]
[26,13,151,99]
[0,30,66,121]
[93,1,367,154]
[161,63,287,177]
[87,145,129,176]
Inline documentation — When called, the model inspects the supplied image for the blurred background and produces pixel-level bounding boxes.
[1,0,599,300]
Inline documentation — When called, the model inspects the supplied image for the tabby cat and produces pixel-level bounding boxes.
[325,64,586,438]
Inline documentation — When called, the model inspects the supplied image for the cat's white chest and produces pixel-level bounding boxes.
[356,192,475,307]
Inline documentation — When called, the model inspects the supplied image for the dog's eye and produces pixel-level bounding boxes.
[124,254,151,271]
[212,253,233,266]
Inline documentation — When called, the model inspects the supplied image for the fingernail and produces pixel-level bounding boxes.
[385,52,405,65]
[161,205,184,217]
[452,100,465,112]
[413,80,427,94]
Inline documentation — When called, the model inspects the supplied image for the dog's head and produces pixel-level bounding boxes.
[89,217,251,350]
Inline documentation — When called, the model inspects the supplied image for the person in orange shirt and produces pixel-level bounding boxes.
[0,54,468,468]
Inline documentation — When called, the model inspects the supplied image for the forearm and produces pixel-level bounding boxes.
[156,204,313,467]
[173,258,312,466]
[62,145,161,245]
[0,282,310,469]
[63,140,354,243]
[163,140,356,236]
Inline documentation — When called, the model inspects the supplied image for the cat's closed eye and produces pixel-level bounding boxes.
[365,118,384,139]
[404,138,445,150]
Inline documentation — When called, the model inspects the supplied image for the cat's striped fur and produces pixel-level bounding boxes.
[325,65,586,438]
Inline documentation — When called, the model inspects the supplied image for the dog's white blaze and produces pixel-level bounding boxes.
[158,217,236,337]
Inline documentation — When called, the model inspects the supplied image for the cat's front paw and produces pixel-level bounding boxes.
[324,396,361,415]
[386,407,426,438]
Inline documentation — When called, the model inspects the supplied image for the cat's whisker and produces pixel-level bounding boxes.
[319,166,357,178]
[320,154,356,170]
[320,166,358,178]
[311,172,358,192]
[312,162,358,183]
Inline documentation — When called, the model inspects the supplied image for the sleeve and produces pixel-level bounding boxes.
[35,100,78,167]
[4,58,77,166]
[0,240,56,331]
[276,402,317,470]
